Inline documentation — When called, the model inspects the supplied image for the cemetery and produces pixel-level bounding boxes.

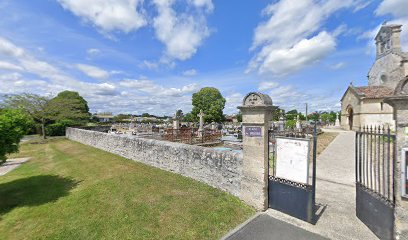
[1,2,408,240]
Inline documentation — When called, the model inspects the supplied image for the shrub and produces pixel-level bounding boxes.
[286,120,296,129]
[0,109,32,163]
[45,119,76,136]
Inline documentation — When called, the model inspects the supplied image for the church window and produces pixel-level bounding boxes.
[386,39,391,49]
[380,102,384,111]
[380,74,387,84]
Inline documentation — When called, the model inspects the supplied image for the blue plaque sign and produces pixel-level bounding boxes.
[245,126,262,137]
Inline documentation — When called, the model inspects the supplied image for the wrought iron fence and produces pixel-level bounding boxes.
[162,128,221,144]
[356,126,396,204]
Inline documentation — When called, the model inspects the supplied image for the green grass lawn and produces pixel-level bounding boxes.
[0,138,254,240]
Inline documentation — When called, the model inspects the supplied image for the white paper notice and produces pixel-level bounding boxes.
[275,137,310,184]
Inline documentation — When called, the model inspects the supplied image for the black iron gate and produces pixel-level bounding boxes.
[268,125,317,223]
[356,126,396,240]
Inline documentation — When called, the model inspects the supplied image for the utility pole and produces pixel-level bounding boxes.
[305,103,308,122]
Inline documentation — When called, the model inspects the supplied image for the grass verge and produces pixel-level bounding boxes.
[0,138,254,240]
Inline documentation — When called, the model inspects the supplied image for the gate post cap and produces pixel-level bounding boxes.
[241,92,273,107]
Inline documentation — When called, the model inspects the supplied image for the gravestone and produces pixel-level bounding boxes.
[296,114,302,130]
[238,92,273,210]
[197,110,205,136]
[335,112,340,127]
[278,111,285,131]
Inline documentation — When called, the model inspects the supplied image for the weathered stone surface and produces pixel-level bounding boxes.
[66,128,243,197]
[384,95,408,239]
[238,91,273,211]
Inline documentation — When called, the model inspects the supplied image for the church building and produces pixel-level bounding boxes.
[341,23,408,130]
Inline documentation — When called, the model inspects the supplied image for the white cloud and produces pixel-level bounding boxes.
[0,36,203,115]
[258,81,279,91]
[0,61,23,71]
[353,1,373,12]
[224,92,243,114]
[57,0,147,33]
[258,31,336,75]
[119,79,199,97]
[376,0,408,18]
[330,62,345,70]
[0,37,25,57]
[76,64,110,80]
[87,48,101,57]
[140,60,159,70]
[153,0,212,61]
[182,69,197,76]
[188,0,214,12]
[372,0,408,52]
[248,0,355,76]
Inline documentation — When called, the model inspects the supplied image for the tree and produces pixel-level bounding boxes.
[0,109,32,163]
[308,112,320,122]
[236,111,242,122]
[286,109,298,115]
[3,93,50,139]
[191,87,226,123]
[272,106,284,121]
[47,91,90,123]
[183,112,195,122]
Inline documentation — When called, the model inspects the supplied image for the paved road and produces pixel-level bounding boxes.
[266,131,378,239]
[223,131,379,240]
[225,214,328,240]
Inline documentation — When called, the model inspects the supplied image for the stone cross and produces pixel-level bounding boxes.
[335,112,340,127]
[296,114,302,130]
[197,110,205,131]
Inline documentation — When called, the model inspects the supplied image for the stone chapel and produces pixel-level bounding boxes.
[341,23,408,130]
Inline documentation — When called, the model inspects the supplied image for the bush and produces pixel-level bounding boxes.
[0,109,32,163]
[45,120,76,136]
[286,120,296,129]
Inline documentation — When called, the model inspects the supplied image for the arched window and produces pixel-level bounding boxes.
[380,74,387,84]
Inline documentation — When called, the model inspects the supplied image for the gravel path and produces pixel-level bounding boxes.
[0,158,30,176]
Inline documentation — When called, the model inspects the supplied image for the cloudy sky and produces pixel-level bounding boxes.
[0,0,407,116]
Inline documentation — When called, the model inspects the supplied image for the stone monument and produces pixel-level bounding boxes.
[296,114,302,130]
[197,110,205,136]
[278,110,285,131]
[173,110,182,130]
[335,112,340,127]
[238,92,273,210]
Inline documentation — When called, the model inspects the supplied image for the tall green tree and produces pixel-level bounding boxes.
[0,109,32,163]
[191,87,226,123]
[3,93,50,139]
[47,91,90,123]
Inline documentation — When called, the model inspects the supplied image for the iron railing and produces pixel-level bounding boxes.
[162,128,221,144]
[356,126,396,204]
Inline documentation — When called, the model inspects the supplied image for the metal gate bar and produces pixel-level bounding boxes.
[355,126,396,240]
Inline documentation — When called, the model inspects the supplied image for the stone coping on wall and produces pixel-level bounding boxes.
[66,127,243,198]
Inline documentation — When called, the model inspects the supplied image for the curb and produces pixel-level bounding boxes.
[220,212,263,240]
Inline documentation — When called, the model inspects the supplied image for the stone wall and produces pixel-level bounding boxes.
[66,127,243,197]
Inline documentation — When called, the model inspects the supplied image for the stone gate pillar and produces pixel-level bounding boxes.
[238,92,273,210]
[385,94,408,238]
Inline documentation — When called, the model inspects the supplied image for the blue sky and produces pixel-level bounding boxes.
[0,0,407,116]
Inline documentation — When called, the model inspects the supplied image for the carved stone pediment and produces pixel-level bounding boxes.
[242,92,272,106]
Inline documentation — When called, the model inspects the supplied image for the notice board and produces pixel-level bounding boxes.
[275,137,310,184]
